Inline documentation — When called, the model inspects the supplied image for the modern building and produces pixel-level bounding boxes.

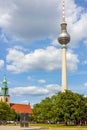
[58,0,70,92]
[0,75,33,115]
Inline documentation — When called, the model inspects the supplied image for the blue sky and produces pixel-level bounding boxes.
[0,0,87,107]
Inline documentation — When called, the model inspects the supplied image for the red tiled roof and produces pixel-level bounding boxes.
[10,103,33,115]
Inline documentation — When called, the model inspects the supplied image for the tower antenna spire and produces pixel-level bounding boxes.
[58,0,70,92]
[62,0,65,22]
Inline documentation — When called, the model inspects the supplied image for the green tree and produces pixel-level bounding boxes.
[33,90,87,125]
[33,97,55,123]
[54,91,86,124]
[0,102,16,121]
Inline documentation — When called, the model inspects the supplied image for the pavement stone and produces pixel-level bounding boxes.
[0,126,45,130]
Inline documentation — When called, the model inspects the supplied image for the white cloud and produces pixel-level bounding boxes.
[69,13,87,47]
[0,0,87,45]
[83,40,87,46]
[82,60,87,65]
[6,46,79,73]
[0,31,9,43]
[9,86,49,97]
[84,61,87,64]
[13,45,29,52]
[0,0,59,42]
[0,0,16,28]
[51,39,59,46]
[0,60,4,68]
[9,84,61,97]
[38,79,46,83]
[46,84,60,93]
[67,50,79,71]
[84,83,87,87]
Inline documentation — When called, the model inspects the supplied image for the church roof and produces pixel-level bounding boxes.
[10,103,33,115]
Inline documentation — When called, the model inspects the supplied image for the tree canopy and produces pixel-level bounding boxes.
[0,102,16,121]
[32,90,87,125]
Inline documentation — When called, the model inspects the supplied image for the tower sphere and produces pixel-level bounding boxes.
[58,22,70,45]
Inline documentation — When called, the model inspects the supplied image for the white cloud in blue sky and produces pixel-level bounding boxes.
[0,0,59,42]
[84,83,87,87]
[6,46,79,73]
[9,84,61,97]
[0,60,4,68]
[38,79,46,84]
[0,0,86,44]
[0,0,87,105]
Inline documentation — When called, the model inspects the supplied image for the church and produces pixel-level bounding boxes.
[0,75,33,115]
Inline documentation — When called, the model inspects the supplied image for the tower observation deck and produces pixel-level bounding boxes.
[58,0,70,92]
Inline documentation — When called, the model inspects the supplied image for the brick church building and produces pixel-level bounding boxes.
[0,75,33,115]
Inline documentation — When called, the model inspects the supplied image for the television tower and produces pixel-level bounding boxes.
[58,0,70,92]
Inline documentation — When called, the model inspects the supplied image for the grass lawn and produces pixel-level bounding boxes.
[47,128,87,130]
[30,124,87,130]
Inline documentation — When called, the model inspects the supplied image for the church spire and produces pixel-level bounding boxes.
[1,75,9,96]
[0,75,10,105]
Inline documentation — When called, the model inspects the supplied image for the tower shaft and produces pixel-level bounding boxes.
[62,45,67,92]
[58,0,70,92]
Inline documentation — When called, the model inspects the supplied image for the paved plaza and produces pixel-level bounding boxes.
[0,126,44,130]
[0,126,20,130]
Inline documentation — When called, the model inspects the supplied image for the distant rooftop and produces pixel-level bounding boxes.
[10,103,33,115]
